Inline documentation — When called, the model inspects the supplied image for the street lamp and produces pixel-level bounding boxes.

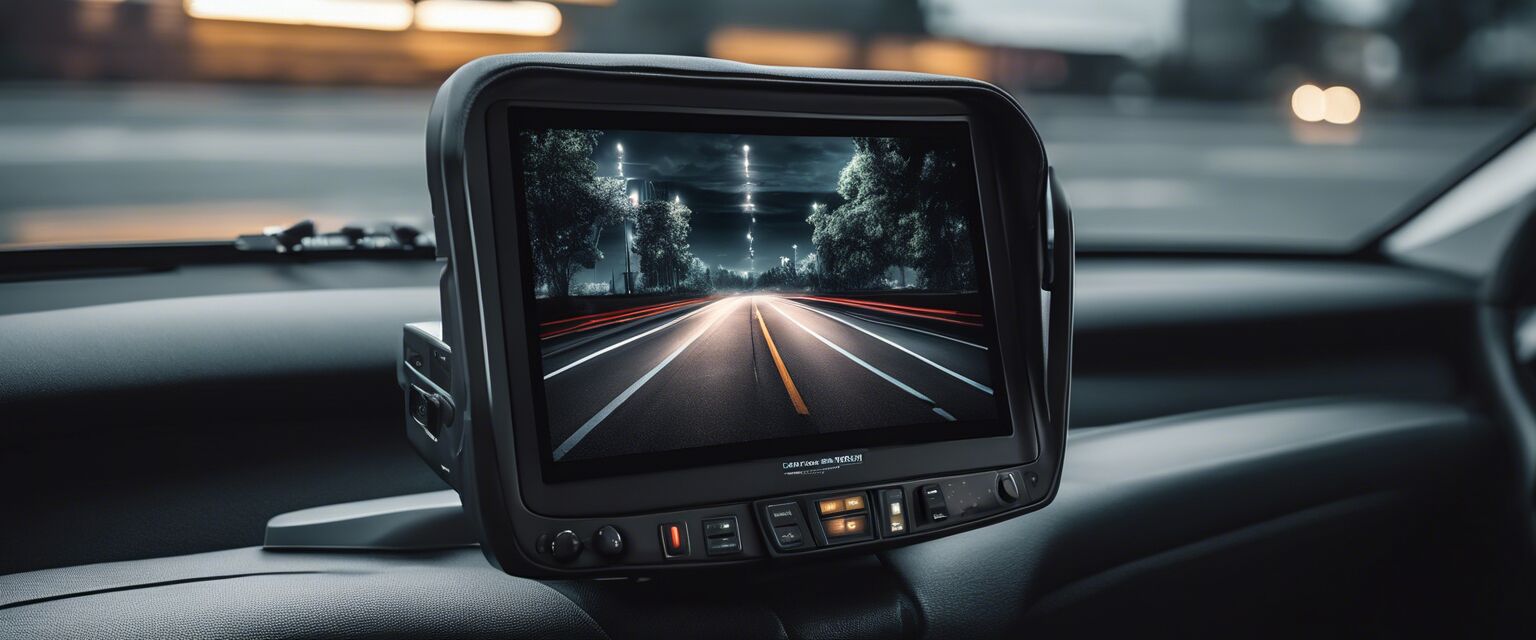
[616,142,624,177]
[622,183,637,295]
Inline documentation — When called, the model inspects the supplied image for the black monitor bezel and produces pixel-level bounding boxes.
[436,64,1058,528]
[502,107,1015,482]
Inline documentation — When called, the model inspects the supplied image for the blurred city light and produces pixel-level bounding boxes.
[185,0,414,31]
[1322,86,1362,124]
[185,0,561,36]
[415,0,562,36]
[708,27,857,68]
[1291,84,1361,125]
[1291,84,1327,122]
[868,38,987,79]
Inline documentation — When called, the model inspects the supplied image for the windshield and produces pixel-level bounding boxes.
[2,0,1532,252]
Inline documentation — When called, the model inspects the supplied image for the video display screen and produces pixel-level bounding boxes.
[510,112,1010,476]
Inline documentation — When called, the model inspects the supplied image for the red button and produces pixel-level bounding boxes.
[660,523,689,557]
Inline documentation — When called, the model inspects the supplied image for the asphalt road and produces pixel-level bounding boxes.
[0,84,1514,250]
[540,293,996,461]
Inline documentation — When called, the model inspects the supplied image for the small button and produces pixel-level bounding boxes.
[660,522,689,557]
[706,536,742,556]
[998,472,1021,503]
[774,525,805,548]
[881,489,907,536]
[409,386,439,432]
[765,502,801,527]
[592,525,624,558]
[430,349,451,387]
[703,516,738,538]
[918,484,949,523]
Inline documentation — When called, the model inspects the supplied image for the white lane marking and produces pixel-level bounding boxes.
[843,311,987,350]
[544,301,718,380]
[764,299,936,406]
[785,299,993,396]
[932,407,956,421]
[552,299,739,460]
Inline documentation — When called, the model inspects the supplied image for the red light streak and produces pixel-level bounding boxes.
[539,298,711,340]
[789,296,983,327]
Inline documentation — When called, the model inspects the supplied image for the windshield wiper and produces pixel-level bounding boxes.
[235,220,435,254]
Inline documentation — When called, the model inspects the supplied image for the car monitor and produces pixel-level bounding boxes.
[519,113,1008,478]
[407,53,1072,577]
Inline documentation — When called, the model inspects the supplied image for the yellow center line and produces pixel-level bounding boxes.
[754,299,809,416]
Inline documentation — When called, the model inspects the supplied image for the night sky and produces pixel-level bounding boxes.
[575,129,858,284]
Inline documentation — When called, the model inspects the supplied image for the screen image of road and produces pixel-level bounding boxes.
[516,125,1001,463]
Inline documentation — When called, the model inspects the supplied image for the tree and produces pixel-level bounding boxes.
[900,144,975,290]
[796,252,823,291]
[810,139,905,289]
[680,257,714,293]
[807,137,976,291]
[631,199,693,291]
[519,129,627,297]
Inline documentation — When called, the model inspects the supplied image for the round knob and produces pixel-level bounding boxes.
[592,525,625,558]
[550,530,582,562]
[998,472,1021,502]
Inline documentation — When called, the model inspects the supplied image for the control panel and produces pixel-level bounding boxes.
[752,466,1045,557]
[514,465,1046,570]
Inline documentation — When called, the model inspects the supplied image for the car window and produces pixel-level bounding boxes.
[1,0,1531,252]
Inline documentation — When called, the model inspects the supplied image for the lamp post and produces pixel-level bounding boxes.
[624,190,638,294]
[743,144,754,273]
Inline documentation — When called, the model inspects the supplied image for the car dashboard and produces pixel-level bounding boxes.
[0,253,1500,638]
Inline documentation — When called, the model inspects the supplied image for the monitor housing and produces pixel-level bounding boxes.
[408,54,1072,578]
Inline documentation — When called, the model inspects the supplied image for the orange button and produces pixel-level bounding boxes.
[818,494,868,516]
[823,514,869,538]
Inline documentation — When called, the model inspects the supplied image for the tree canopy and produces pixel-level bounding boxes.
[808,137,976,291]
